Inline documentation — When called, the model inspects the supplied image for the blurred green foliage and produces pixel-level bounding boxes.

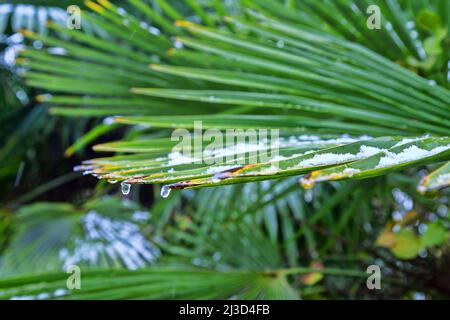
[0,0,449,300]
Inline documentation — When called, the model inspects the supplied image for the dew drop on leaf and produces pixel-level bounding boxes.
[121,182,131,195]
[160,185,171,198]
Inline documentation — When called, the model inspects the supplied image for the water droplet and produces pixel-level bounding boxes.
[33,40,43,49]
[160,185,171,198]
[121,182,131,195]
[405,21,415,29]
[149,26,161,36]
[304,189,313,202]
[276,40,285,48]
[174,40,183,49]
[102,116,116,125]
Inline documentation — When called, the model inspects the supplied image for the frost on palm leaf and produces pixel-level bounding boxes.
[17,0,450,195]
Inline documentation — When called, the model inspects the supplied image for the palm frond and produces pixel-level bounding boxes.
[0,197,159,276]
[15,0,450,194]
[1,0,449,301]
[0,268,302,300]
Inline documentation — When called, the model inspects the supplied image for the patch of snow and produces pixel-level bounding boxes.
[167,151,199,166]
[343,168,361,177]
[60,211,160,270]
[392,137,430,147]
[296,135,321,141]
[205,165,237,174]
[296,145,385,167]
[257,165,280,174]
[281,134,374,149]
[297,152,356,167]
[269,155,288,162]
[375,144,450,168]
[358,145,386,157]
[434,173,450,186]
[204,143,263,158]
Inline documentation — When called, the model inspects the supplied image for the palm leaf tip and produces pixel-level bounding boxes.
[418,161,450,194]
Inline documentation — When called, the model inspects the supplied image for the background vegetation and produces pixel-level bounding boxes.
[0,0,449,299]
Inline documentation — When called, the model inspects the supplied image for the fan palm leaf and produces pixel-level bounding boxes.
[15,0,450,195]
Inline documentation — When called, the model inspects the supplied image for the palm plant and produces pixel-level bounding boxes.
[0,0,449,299]
[0,0,101,202]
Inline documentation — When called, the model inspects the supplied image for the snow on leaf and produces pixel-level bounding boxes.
[375,144,450,169]
[296,145,385,167]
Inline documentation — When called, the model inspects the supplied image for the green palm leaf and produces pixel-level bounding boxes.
[0,198,159,276]
[15,0,450,194]
[0,264,383,300]
[2,0,449,301]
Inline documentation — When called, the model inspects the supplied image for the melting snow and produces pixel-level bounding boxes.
[60,211,159,270]
[434,173,450,186]
[282,135,364,147]
[375,144,450,168]
[205,165,237,174]
[203,143,263,158]
[296,145,384,167]
[297,153,356,167]
[343,168,361,176]
[392,137,427,148]
[251,165,280,175]
[167,151,199,166]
